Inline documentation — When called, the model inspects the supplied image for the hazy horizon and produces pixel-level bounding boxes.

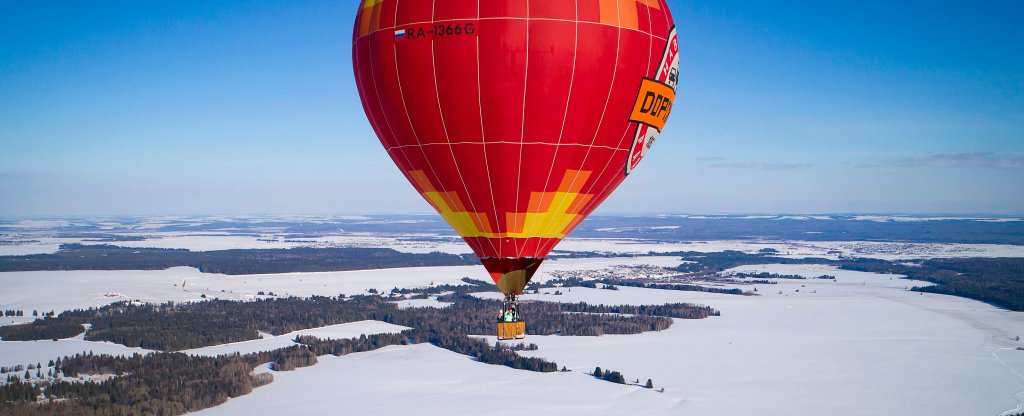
[2,211,1023,220]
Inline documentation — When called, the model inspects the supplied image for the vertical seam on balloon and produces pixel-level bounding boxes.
[365,4,436,241]
[365,21,418,203]
[511,0,531,259]
[394,0,400,26]
[537,0,623,244]
[564,0,661,242]
[363,4,411,170]
[475,0,503,259]
[530,0,579,259]
[661,0,670,35]
[430,0,501,257]
[392,32,484,256]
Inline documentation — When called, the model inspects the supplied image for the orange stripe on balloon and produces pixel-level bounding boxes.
[526,191,556,213]
[469,212,494,234]
[558,169,591,193]
[409,170,436,192]
[599,0,619,26]
[599,0,661,30]
[358,0,384,37]
[505,212,527,234]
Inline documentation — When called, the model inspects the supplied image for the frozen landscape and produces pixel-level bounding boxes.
[1,215,1023,415]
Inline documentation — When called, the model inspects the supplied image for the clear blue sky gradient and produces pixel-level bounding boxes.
[1,0,1022,216]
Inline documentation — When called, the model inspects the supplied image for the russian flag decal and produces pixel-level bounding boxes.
[394,29,407,42]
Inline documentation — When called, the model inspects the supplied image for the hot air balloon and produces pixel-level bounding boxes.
[353,0,679,339]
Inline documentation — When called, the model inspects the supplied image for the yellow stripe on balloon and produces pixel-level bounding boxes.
[409,169,593,239]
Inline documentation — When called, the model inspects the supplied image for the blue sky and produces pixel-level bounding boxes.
[1,0,1021,216]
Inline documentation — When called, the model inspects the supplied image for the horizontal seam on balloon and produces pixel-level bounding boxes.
[385,142,627,150]
[356,17,665,42]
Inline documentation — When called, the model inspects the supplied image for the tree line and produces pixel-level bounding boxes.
[0,283,719,413]
[1,351,260,415]
[537,276,751,296]
[0,318,85,341]
[664,250,1024,312]
[836,257,1024,311]
[2,277,718,350]
[0,244,477,274]
[905,258,1024,311]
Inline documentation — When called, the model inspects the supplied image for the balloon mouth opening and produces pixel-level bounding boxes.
[480,257,544,295]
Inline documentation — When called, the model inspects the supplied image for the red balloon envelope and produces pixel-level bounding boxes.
[353,0,679,294]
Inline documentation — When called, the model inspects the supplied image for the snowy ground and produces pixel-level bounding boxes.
[182,320,410,357]
[4,229,1024,260]
[192,343,681,416]
[0,257,680,316]
[0,268,207,317]
[478,265,1024,416]
[0,321,409,380]
[0,325,151,370]
[0,237,85,256]
[188,263,1024,416]
[0,266,471,316]
[473,285,732,305]
[1,254,1023,414]
[555,238,1024,260]
[392,296,453,309]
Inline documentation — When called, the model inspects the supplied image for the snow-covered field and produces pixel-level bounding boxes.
[5,228,1024,260]
[473,285,731,305]
[0,266,471,316]
[0,237,85,256]
[0,325,151,369]
[10,259,1004,416]
[0,257,682,316]
[192,343,681,416]
[2,237,1023,414]
[393,296,453,309]
[0,268,208,316]
[480,265,1024,416]
[186,263,1024,416]
[559,238,1024,260]
[0,321,409,382]
[182,320,410,357]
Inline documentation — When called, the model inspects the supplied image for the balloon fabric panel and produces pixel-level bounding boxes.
[354,0,678,293]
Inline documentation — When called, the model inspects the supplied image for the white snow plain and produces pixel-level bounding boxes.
[0,257,679,316]
[190,262,1024,416]
[481,265,1024,416]
[0,325,151,369]
[6,229,1024,260]
[0,321,409,377]
[192,343,681,416]
[555,238,1024,260]
[182,320,410,357]
[392,296,453,309]
[0,266,478,316]
[0,237,84,256]
[2,257,1023,415]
